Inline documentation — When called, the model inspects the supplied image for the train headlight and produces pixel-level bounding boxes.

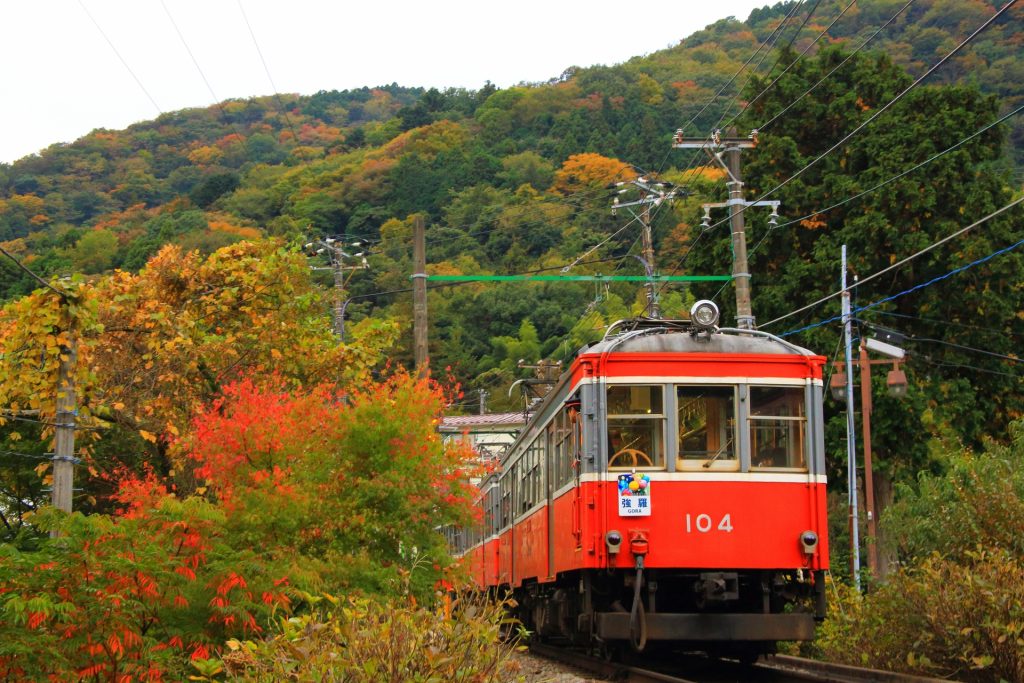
[800,530,819,555]
[690,300,720,328]
[605,530,622,555]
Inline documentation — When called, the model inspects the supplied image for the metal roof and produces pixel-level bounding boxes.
[439,412,526,432]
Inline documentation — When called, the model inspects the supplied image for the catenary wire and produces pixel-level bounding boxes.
[721,0,857,130]
[778,230,1024,338]
[761,196,1023,328]
[77,0,163,115]
[696,0,1019,239]
[758,0,916,131]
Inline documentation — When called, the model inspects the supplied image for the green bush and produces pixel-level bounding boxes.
[815,550,1024,682]
[882,422,1024,564]
[208,593,522,682]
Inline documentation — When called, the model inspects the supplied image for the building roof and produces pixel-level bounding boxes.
[440,412,525,432]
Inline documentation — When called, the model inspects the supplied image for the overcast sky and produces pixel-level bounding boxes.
[0,0,768,164]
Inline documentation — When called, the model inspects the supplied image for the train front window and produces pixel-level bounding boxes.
[676,386,738,470]
[607,385,664,469]
[750,386,807,470]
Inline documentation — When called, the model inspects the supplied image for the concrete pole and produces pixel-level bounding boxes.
[412,215,429,375]
[51,329,77,532]
[841,246,861,590]
[640,199,660,318]
[725,137,754,329]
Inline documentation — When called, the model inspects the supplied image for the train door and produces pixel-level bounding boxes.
[546,420,556,579]
[570,405,583,547]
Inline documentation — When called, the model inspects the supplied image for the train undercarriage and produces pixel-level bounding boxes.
[513,567,826,659]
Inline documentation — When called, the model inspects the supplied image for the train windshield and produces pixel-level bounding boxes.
[607,385,665,469]
[750,386,807,469]
[676,386,738,470]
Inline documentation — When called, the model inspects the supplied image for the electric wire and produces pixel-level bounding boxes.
[900,335,1022,364]
[778,229,1024,338]
[859,309,1023,339]
[0,450,56,462]
[235,0,300,143]
[721,0,857,131]
[77,0,163,115]
[761,196,1023,328]
[665,0,920,304]
[679,0,815,187]
[696,0,1019,239]
[666,1,807,184]
[754,102,1024,246]
[0,246,66,298]
[160,0,223,108]
[909,356,1021,379]
[159,0,247,140]
[757,0,916,132]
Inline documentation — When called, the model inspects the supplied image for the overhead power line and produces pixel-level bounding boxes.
[749,102,1024,258]
[0,246,66,299]
[235,0,300,142]
[762,196,1023,328]
[665,1,807,181]
[778,226,1024,338]
[758,0,916,131]
[77,0,163,115]
[722,0,857,130]
[699,0,1019,237]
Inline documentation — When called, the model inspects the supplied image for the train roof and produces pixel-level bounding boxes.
[579,320,818,359]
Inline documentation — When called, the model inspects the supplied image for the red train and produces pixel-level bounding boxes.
[450,302,829,659]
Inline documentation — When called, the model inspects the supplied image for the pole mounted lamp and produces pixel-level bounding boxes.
[832,326,910,580]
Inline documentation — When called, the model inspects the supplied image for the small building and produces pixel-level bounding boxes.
[439,412,525,461]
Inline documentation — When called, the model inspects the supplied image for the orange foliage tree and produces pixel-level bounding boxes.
[0,371,477,680]
[551,152,633,195]
[0,239,399,523]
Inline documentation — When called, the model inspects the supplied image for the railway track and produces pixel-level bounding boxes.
[529,643,950,683]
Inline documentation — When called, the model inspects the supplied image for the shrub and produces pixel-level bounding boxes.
[815,549,1024,682]
[209,594,522,682]
[882,423,1024,564]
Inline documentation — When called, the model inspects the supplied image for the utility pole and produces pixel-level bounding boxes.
[673,128,777,330]
[412,214,429,375]
[51,323,77,534]
[859,339,879,577]
[304,237,368,341]
[611,175,686,318]
[841,246,861,590]
[478,389,488,416]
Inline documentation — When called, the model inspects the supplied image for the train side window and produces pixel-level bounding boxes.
[607,385,665,469]
[676,385,738,471]
[750,386,807,470]
[553,404,578,488]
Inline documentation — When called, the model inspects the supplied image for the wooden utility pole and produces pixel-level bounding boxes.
[51,329,77,524]
[412,215,429,375]
[858,341,878,577]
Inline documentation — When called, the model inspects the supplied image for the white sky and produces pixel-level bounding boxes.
[0,0,768,164]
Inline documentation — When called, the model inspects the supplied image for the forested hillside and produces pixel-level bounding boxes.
[1,0,1023,678]
[0,0,1019,425]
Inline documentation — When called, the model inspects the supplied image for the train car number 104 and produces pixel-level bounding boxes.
[684,513,734,533]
